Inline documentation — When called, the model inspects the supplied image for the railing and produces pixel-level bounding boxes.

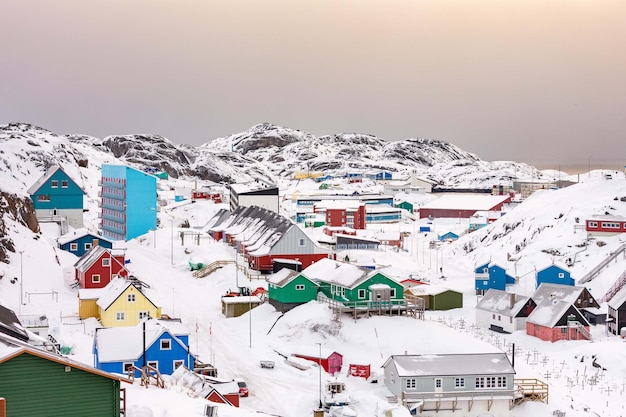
[569,321,592,341]
[192,260,234,278]
[601,268,626,303]
[579,243,626,284]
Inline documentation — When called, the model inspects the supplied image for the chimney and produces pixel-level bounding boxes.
[509,293,515,308]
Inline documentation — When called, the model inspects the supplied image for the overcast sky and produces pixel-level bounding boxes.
[2,0,625,167]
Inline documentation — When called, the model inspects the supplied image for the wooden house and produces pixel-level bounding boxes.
[302,258,405,308]
[74,246,129,289]
[475,289,536,333]
[87,277,162,327]
[607,285,626,335]
[404,284,463,311]
[94,318,195,377]
[27,165,85,228]
[221,296,263,318]
[474,260,515,295]
[382,352,515,416]
[526,300,591,342]
[0,345,129,416]
[219,206,330,272]
[535,263,574,289]
[57,228,114,258]
[267,268,319,312]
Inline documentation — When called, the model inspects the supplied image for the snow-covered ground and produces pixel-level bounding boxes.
[2,171,626,417]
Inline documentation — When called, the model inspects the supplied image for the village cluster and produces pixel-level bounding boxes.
[1,162,626,417]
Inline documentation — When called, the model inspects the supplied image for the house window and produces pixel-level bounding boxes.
[435,378,442,389]
[483,268,488,273]
[295,284,305,291]
[561,327,567,334]
[123,362,134,373]
[116,312,125,321]
[102,258,110,267]
[148,361,158,370]
[476,377,497,388]
[498,315,501,321]
[588,221,597,228]
[61,180,68,188]
[390,288,396,298]
[492,314,496,319]
[483,280,488,285]
[497,377,507,388]
[358,289,366,299]
[139,311,149,319]
[92,274,101,283]
[160,339,171,350]
[69,243,78,251]
[37,194,51,202]
[174,360,184,370]
[85,243,92,250]
[558,273,564,278]
[405,378,416,389]
[455,377,465,388]
[298,238,305,246]
[51,180,58,188]
[128,293,136,302]
[510,317,513,323]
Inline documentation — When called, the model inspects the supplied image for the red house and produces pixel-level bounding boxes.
[202,388,239,407]
[192,188,223,203]
[294,349,343,375]
[74,246,128,289]
[525,301,591,342]
[585,214,626,236]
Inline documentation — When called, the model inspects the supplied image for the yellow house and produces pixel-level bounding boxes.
[94,278,162,327]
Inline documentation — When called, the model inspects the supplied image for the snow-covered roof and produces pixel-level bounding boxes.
[96,278,155,310]
[420,194,510,211]
[221,296,262,304]
[384,352,514,377]
[532,283,589,306]
[57,228,110,245]
[526,299,573,327]
[588,214,626,222]
[267,268,302,286]
[26,165,85,195]
[73,245,126,271]
[476,289,531,315]
[301,258,370,288]
[230,181,277,194]
[78,287,107,300]
[95,319,189,362]
[608,286,626,309]
[405,284,457,296]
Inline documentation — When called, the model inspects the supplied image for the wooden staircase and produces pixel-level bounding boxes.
[192,260,234,278]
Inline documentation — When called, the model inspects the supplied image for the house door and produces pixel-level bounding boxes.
[434,378,443,393]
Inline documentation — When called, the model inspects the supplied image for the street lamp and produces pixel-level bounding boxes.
[170,217,174,265]
[316,342,322,409]
[19,251,24,305]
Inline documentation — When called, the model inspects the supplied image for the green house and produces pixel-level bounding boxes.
[404,284,463,310]
[0,346,129,416]
[268,268,319,312]
[303,258,404,307]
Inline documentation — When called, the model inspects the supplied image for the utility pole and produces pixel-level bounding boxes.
[19,251,24,305]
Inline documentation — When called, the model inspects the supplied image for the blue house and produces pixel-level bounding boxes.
[100,164,157,241]
[94,319,195,377]
[437,231,459,242]
[27,165,85,228]
[57,228,115,257]
[366,171,393,181]
[535,263,574,289]
[475,260,515,295]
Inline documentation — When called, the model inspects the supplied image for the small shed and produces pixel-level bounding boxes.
[293,347,343,375]
[404,285,463,310]
[221,296,263,318]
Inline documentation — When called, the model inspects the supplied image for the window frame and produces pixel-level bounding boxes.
[160,339,172,350]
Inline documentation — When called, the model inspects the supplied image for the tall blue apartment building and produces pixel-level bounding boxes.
[100,164,157,241]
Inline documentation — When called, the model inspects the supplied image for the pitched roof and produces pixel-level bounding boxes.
[0,343,131,382]
[526,300,577,327]
[94,319,189,362]
[383,352,514,377]
[475,289,531,316]
[532,283,590,306]
[96,277,156,310]
[26,165,84,195]
[267,268,304,286]
[405,284,458,297]
[57,228,112,246]
[0,305,28,342]
[302,258,371,289]
[608,285,626,309]
[74,245,127,273]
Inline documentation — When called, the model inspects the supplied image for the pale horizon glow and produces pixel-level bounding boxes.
[1,0,625,166]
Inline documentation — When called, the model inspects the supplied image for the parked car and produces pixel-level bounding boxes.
[235,378,248,397]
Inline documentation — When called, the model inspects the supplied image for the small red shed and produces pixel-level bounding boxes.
[294,348,343,375]
[74,246,128,289]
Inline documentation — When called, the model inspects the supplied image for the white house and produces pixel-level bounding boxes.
[475,289,536,333]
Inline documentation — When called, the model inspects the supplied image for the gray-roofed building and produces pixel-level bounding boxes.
[475,289,536,333]
[382,352,515,416]
[607,285,626,335]
[229,180,279,213]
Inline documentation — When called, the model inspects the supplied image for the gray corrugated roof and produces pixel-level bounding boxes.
[385,352,514,377]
